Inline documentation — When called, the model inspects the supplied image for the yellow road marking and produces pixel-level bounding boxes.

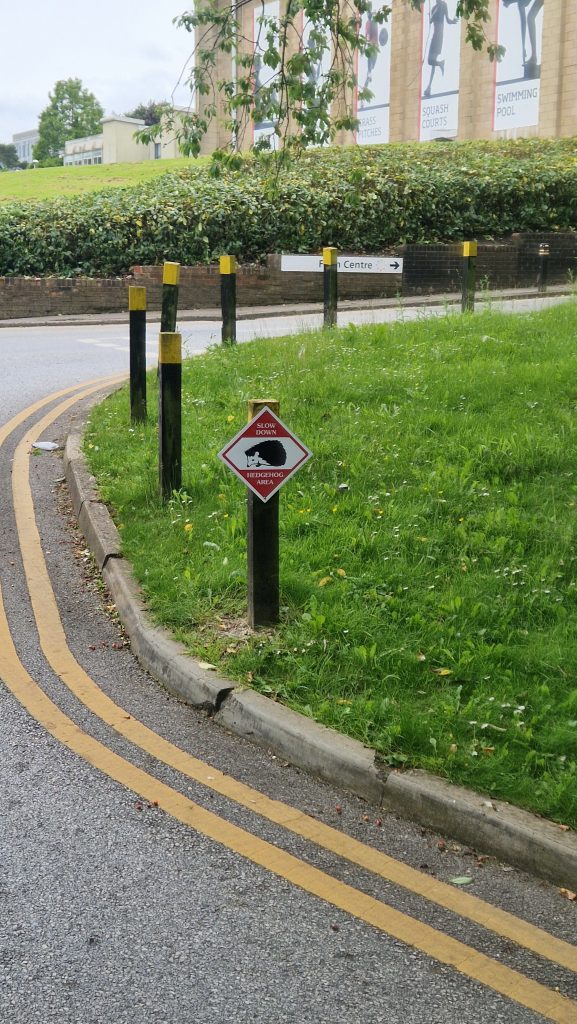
[10,388,577,973]
[3,384,577,1010]
[0,375,125,452]
[0,582,574,1024]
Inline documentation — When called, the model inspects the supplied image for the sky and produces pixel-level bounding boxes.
[1,1,197,142]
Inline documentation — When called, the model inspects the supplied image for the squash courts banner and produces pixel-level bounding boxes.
[419,1,461,141]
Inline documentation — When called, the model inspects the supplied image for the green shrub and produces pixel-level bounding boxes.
[0,138,576,277]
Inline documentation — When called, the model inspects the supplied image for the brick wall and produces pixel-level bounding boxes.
[0,236,575,321]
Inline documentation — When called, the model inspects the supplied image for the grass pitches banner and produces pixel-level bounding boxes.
[355,8,393,144]
[493,0,544,131]
[253,1,280,148]
[301,15,332,145]
[419,1,461,141]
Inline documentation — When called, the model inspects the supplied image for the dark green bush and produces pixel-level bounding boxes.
[0,138,576,277]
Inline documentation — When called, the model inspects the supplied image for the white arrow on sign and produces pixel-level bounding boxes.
[280,254,403,274]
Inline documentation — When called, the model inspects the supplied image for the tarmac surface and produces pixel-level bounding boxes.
[1,289,577,1023]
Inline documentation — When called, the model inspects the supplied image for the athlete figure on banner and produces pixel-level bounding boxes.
[502,0,544,78]
[363,7,388,91]
[423,1,457,99]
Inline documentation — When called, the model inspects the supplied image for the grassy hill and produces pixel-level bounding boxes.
[0,158,202,204]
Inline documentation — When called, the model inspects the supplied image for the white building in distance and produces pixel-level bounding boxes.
[63,115,182,166]
[13,129,40,163]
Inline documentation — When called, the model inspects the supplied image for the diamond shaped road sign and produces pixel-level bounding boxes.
[218,406,312,502]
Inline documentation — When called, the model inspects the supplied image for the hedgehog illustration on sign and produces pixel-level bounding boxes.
[244,440,287,468]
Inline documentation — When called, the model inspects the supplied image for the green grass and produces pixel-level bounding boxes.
[0,158,203,204]
[85,301,577,827]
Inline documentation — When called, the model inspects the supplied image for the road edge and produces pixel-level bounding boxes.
[64,430,577,889]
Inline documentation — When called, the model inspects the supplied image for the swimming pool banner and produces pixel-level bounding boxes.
[253,0,280,148]
[493,0,544,131]
[355,8,393,144]
[419,0,461,141]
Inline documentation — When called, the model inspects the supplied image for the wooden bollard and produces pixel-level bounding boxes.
[247,399,280,628]
[220,255,237,344]
[461,241,477,313]
[129,286,147,423]
[158,332,182,499]
[323,247,338,328]
[161,262,180,333]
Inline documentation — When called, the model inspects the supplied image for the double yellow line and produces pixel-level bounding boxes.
[1,379,577,1023]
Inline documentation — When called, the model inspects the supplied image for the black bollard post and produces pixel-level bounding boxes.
[538,243,550,294]
[246,399,280,628]
[220,255,237,344]
[323,247,338,328]
[161,262,180,333]
[129,286,147,423]
[158,332,182,499]
[461,241,477,313]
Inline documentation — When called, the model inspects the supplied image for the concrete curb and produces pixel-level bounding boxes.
[2,284,573,330]
[64,432,577,889]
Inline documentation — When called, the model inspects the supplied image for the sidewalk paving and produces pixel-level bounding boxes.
[0,283,573,330]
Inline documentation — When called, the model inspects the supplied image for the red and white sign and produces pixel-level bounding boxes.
[218,407,312,502]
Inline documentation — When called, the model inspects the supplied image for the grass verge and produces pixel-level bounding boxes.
[85,301,577,827]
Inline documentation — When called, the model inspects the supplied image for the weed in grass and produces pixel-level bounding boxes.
[85,300,577,826]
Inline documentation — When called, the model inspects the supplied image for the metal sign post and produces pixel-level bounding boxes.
[218,401,312,627]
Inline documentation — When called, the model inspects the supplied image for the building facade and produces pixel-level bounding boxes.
[198,0,576,154]
[63,115,183,166]
[12,129,40,164]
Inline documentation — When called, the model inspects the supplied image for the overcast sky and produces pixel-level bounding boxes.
[1,2,197,142]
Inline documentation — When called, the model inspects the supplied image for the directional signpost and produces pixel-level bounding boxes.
[218,403,312,627]
[280,254,403,274]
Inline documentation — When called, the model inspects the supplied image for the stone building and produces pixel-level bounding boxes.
[198,0,576,153]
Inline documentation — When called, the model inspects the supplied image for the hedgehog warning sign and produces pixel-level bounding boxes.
[218,406,312,502]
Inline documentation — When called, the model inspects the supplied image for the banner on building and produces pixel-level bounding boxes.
[494,0,544,131]
[355,7,393,144]
[419,0,461,141]
[253,1,280,147]
[302,15,333,143]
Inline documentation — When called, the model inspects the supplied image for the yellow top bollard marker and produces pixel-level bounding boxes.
[220,255,236,276]
[322,246,338,267]
[128,285,147,311]
[163,262,181,286]
[159,331,182,364]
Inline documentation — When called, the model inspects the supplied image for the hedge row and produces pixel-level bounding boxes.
[1,138,576,277]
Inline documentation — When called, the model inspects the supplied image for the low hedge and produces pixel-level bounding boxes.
[0,138,576,277]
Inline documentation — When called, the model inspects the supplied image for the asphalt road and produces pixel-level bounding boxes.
[1,305,576,1024]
